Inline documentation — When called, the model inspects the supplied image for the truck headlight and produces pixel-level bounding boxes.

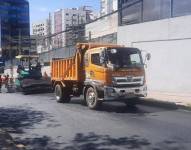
[141,76,145,85]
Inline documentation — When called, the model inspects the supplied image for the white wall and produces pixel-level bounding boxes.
[118,15,191,94]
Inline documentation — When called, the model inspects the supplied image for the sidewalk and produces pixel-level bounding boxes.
[146,91,191,108]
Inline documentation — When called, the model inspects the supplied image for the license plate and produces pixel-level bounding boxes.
[126,92,134,96]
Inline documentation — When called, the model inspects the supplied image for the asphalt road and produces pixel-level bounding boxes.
[0,93,191,150]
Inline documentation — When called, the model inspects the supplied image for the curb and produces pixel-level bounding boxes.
[178,104,191,111]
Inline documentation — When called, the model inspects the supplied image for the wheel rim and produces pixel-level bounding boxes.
[87,89,96,106]
[55,86,61,100]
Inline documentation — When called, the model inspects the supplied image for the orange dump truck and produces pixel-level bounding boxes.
[51,43,150,109]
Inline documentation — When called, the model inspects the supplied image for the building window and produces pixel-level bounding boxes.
[143,0,171,22]
[173,0,191,17]
[119,0,191,26]
[121,0,142,25]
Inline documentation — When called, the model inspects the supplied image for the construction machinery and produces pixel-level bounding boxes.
[15,55,52,94]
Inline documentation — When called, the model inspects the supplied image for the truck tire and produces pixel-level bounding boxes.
[85,87,101,110]
[55,84,71,103]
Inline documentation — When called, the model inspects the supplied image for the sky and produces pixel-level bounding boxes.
[29,0,100,23]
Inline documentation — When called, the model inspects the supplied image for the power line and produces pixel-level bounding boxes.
[41,10,118,40]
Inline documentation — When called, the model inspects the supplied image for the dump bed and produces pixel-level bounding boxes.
[51,52,83,82]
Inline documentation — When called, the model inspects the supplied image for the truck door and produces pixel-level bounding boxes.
[85,51,106,84]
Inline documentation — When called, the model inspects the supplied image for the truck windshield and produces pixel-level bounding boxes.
[106,48,143,68]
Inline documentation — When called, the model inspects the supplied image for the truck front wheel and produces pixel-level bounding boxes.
[55,84,70,103]
[85,87,101,110]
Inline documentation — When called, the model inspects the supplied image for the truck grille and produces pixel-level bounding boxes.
[114,83,142,88]
[112,76,144,88]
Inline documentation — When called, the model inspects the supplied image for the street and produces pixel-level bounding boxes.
[0,93,191,150]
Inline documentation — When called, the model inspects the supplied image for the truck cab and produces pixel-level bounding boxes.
[84,46,148,108]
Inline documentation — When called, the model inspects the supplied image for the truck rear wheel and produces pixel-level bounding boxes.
[55,84,70,103]
[85,87,101,110]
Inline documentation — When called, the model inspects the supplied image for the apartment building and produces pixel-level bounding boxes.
[52,7,92,48]
[32,20,50,37]
[100,0,118,16]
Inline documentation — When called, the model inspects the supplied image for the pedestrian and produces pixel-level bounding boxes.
[0,75,2,93]
[4,74,9,89]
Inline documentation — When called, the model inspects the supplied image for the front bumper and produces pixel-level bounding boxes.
[103,85,147,101]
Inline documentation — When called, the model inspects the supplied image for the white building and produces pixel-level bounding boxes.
[32,19,50,37]
[32,18,52,53]
[117,0,191,96]
[100,0,118,16]
[52,7,91,48]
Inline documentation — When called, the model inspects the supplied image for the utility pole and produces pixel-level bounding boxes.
[48,13,52,64]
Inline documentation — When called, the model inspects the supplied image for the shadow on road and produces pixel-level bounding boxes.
[0,106,62,149]
[0,107,47,134]
[13,132,185,150]
[64,132,185,150]
[98,103,146,114]
[69,98,177,115]
[14,136,64,150]
[64,132,150,150]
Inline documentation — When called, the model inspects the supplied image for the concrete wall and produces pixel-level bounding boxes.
[118,15,191,94]
[86,13,118,39]
[39,46,76,63]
